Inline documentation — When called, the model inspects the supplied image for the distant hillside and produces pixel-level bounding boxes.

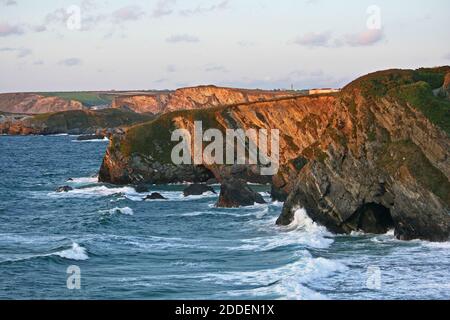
[0,108,154,135]
[111,85,301,114]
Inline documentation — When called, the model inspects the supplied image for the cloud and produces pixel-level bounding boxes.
[166,64,177,73]
[444,53,450,60]
[293,29,385,48]
[224,69,346,90]
[237,40,255,47]
[1,0,17,6]
[152,0,177,18]
[204,64,228,72]
[32,24,46,32]
[112,5,145,23]
[59,58,82,66]
[166,34,199,43]
[33,60,44,65]
[293,31,332,47]
[0,22,24,36]
[344,29,384,47]
[180,0,229,16]
[0,47,31,58]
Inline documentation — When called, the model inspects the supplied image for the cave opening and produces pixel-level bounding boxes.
[350,202,395,234]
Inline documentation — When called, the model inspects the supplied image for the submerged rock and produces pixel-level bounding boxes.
[134,184,149,193]
[56,186,73,193]
[144,193,166,200]
[216,179,266,208]
[77,134,105,141]
[183,184,216,197]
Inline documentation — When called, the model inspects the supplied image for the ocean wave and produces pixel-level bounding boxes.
[53,242,89,261]
[100,207,134,216]
[67,176,99,186]
[0,242,89,264]
[204,252,347,300]
[48,185,136,198]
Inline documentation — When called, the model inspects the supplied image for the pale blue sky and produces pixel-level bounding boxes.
[0,0,449,92]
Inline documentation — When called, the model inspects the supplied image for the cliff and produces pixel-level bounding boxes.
[0,93,86,114]
[0,109,154,135]
[111,85,298,114]
[98,67,450,241]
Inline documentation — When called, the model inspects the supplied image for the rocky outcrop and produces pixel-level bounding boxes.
[183,184,216,196]
[56,186,73,193]
[134,184,149,193]
[216,178,266,208]
[0,93,85,114]
[0,108,154,135]
[99,67,450,241]
[276,67,450,241]
[144,193,167,200]
[77,134,105,141]
[112,85,298,114]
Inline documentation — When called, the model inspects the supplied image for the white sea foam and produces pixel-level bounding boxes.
[0,242,89,263]
[100,207,134,216]
[67,176,99,186]
[204,252,347,300]
[53,242,89,261]
[421,241,450,249]
[72,137,109,143]
[48,185,136,198]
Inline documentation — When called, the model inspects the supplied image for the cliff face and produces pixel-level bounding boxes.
[0,93,85,114]
[99,67,450,242]
[111,85,297,114]
[0,109,154,135]
[99,95,336,184]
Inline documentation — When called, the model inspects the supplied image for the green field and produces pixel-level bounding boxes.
[38,92,117,107]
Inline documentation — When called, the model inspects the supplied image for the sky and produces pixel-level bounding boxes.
[0,0,449,92]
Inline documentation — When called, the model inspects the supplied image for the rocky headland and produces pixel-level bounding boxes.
[98,67,450,242]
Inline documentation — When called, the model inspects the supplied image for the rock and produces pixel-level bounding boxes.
[206,178,218,185]
[216,178,266,208]
[56,186,73,193]
[98,67,450,241]
[144,193,167,200]
[183,184,216,197]
[134,184,149,193]
[77,134,105,141]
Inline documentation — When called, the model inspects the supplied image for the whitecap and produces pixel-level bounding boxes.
[67,176,99,186]
[53,242,89,261]
[100,207,134,216]
[203,252,347,300]
[48,185,136,198]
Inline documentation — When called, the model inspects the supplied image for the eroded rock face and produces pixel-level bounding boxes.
[99,67,450,241]
[0,93,85,114]
[112,85,297,114]
[216,178,266,208]
[276,68,450,241]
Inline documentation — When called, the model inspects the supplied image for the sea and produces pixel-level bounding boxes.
[0,135,449,300]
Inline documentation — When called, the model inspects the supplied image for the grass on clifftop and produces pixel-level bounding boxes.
[343,66,450,135]
[39,92,116,107]
[31,109,154,131]
[120,107,225,162]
